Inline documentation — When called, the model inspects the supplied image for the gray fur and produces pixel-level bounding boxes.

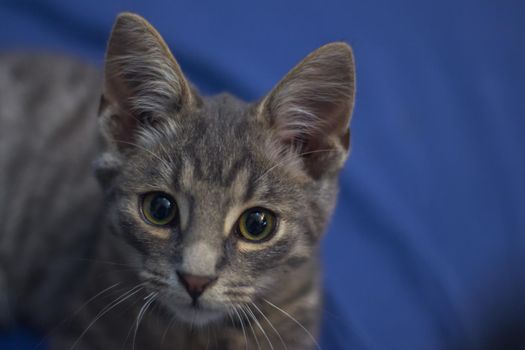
[0,12,355,350]
[0,54,103,329]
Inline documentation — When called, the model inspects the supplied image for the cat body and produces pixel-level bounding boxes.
[0,54,103,328]
[0,13,355,350]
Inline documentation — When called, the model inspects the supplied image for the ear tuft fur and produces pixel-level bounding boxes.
[259,42,356,178]
[99,12,194,150]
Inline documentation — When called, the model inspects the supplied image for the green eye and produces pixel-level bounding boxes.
[237,208,277,242]
[141,192,178,226]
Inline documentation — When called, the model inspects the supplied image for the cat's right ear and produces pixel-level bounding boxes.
[99,12,195,150]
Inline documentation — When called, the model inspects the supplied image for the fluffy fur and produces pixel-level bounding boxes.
[0,12,355,350]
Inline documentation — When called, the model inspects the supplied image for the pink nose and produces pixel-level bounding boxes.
[176,271,217,300]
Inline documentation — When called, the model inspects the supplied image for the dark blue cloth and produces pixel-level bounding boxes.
[1,1,524,349]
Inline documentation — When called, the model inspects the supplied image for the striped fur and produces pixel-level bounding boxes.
[0,12,355,350]
[0,53,103,329]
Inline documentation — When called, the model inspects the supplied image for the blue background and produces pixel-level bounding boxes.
[1,1,524,349]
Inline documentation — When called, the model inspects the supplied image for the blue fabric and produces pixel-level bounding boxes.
[1,1,524,349]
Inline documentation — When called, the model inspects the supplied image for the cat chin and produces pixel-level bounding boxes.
[170,304,225,327]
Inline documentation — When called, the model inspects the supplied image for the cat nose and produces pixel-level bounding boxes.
[176,271,217,300]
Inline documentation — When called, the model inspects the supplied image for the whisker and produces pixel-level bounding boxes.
[263,298,321,350]
[251,301,287,350]
[254,148,337,184]
[225,308,235,328]
[254,152,297,185]
[34,283,121,350]
[69,283,146,350]
[246,303,274,350]
[160,314,176,346]
[231,305,248,350]
[240,304,261,350]
[132,292,157,350]
[120,296,143,350]
[114,139,171,170]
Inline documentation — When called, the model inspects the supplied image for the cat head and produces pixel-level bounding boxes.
[95,13,355,326]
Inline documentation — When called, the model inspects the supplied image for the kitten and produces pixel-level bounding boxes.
[0,12,355,350]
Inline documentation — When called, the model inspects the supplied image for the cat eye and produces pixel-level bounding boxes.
[141,192,178,226]
[237,208,277,242]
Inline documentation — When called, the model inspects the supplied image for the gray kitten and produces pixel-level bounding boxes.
[0,12,355,350]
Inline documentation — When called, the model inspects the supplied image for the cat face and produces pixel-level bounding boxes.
[95,13,355,326]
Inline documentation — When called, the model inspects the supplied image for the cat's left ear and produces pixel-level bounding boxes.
[100,13,196,148]
[258,42,355,179]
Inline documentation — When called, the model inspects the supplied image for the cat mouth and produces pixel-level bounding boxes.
[171,301,225,326]
[143,275,227,325]
[154,290,226,326]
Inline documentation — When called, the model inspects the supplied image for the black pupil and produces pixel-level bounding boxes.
[149,195,173,221]
[245,211,268,236]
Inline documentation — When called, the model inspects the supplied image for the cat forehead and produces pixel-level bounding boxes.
[161,95,261,167]
[193,93,251,128]
[126,92,305,195]
[159,93,255,151]
[127,101,253,182]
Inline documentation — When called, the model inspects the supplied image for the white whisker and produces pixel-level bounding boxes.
[240,304,261,350]
[251,301,287,350]
[246,303,274,350]
[254,148,337,184]
[263,298,321,350]
[34,283,121,350]
[232,306,248,350]
[114,139,171,171]
[160,314,176,346]
[132,292,157,350]
[70,283,146,349]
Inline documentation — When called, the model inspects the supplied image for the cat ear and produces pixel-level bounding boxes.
[258,42,356,178]
[100,12,195,148]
